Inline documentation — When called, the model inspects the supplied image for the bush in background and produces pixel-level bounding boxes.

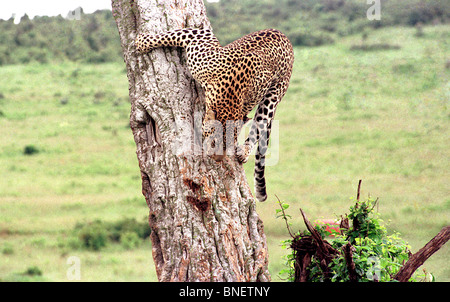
[69,217,151,251]
[0,0,448,65]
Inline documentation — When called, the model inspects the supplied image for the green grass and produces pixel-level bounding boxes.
[252,25,449,281]
[1,25,449,281]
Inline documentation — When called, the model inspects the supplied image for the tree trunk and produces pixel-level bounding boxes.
[111,0,270,282]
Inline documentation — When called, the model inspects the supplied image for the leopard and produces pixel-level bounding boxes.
[135,27,294,202]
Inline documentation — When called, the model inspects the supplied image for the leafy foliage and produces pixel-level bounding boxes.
[0,9,121,65]
[76,220,109,251]
[0,1,449,65]
[69,217,151,251]
[278,196,426,282]
[24,266,43,276]
[206,0,450,46]
[23,145,39,156]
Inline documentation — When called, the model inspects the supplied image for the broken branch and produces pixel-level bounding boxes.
[394,225,450,282]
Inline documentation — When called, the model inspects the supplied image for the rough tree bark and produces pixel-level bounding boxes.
[111,0,270,281]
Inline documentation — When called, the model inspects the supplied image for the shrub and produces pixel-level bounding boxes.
[24,266,43,276]
[23,145,39,156]
[70,217,151,251]
[77,220,108,251]
[120,231,141,250]
[278,195,424,282]
[107,217,152,242]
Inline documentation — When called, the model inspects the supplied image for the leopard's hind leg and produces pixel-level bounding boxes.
[237,87,280,202]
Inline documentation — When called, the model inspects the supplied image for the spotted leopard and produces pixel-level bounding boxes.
[135,28,294,202]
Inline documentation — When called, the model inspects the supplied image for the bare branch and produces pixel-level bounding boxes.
[394,226,450,282]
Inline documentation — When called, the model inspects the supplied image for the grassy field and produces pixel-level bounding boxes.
[0,25,448,281]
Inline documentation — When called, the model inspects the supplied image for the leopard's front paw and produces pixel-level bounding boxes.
[235,145,250,164]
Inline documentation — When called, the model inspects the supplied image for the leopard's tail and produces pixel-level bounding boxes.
[254,153,268,202]
[254,136,269,202]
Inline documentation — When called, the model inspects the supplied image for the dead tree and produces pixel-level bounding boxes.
[394,226,450,282]
[111,0,270,281]
[292,210,449,282]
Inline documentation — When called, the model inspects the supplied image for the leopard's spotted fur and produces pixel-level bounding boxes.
[136,28,294,202]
